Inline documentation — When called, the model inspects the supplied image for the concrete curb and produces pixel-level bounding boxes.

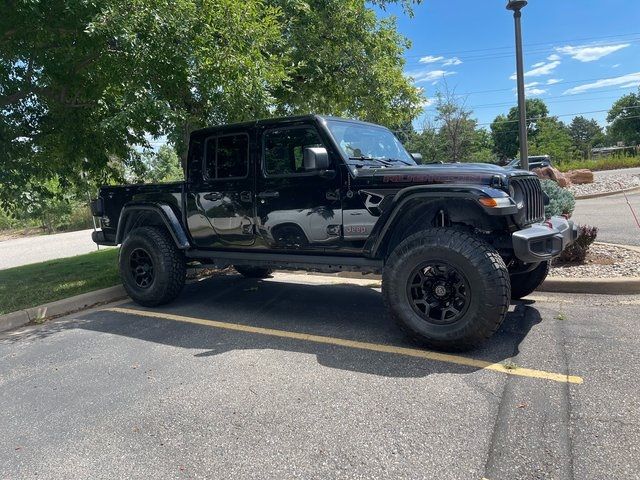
[539,276,640,295]
[574,185,640,200]
[0,285,127,333]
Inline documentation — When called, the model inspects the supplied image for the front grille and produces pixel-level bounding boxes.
[512,176,545,224]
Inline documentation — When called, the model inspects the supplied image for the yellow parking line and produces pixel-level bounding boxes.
[106,307,583,384]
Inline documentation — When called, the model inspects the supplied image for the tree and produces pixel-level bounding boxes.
[404,118,442,163]
[607,88,640,145]
[434,88,476,162]
[470,128,497,163]
[1,0,421,210]
[568,116,604,158]
[529,117,575,163]
[490,98,549,161]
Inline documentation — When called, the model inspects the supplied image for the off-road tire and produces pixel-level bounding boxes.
[510,261,550,300]
[382,228,511,351]
[119,226,186,307]
[234,265,274,279]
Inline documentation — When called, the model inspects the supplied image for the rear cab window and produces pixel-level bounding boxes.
[204,134,249,180]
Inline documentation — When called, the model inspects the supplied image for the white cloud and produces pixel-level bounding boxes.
[526,88,547,96]
[547,53,561,61]
[524,81,540,88]
[409,69,457,84]
[563,72,640,95]
[531,61,546,68]
[555,43,630,62]
[421,98,435,108]
[419,55,444,64]
[619,82,640,89]
[442,56,463,66]
[546,78,562,85]
[510,61,560,80]
[612,63,621,68]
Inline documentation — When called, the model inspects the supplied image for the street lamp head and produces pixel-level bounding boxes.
[506,0,527,11]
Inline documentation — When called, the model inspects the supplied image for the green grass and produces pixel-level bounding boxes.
[557,156,640,172]
[0,248,120,315]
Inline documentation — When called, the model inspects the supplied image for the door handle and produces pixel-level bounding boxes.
[240,191,252,203]
[203,192,223,201]
[257,191,280,199]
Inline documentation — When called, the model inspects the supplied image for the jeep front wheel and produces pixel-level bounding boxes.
[119,226,186,306]
[510,261,550,299]
[382,228,511,351]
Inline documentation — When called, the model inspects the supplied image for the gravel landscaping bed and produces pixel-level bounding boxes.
[550,243,640,278]
[568,173,640,197]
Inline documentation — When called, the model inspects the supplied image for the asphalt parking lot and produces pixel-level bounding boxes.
[1,273,639,479]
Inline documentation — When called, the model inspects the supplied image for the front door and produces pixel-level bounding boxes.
[191,132,255,248]
[256,124,342,251]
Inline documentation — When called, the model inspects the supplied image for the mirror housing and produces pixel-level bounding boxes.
[411,152,423,164]
[304,147,330,171]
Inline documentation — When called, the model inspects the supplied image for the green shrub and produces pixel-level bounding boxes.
[540,179,576,218]
[557,155,640,172]
[556,225,598,263]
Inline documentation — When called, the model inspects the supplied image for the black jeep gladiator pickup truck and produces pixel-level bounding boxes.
[91,115,576,350]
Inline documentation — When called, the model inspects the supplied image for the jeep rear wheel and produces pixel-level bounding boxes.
[234,265,274,279]
[382,228,510,351]
[510,261,550,299]
[119,226,186,306]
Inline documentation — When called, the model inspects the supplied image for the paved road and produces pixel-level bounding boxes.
[573,191,640,246]
[0,229,100,270]
[1,272,639,479]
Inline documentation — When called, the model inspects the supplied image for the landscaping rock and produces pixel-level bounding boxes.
[568,173,640,197]
[566,169,594,185]
[533,166,572,187]
[550,243,640,278]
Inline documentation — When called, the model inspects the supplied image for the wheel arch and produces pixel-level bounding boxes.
[367,188,511,259]
[116,203,190,249]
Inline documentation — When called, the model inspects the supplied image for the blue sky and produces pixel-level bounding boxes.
[375,0,640,130]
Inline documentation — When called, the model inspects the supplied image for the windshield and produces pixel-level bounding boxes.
[325,119,416,165]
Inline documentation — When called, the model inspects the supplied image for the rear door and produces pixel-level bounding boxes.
[255,123,342,251]
[188,131,255,248]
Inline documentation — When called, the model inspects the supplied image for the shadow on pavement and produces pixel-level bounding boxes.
[4,274,543,379]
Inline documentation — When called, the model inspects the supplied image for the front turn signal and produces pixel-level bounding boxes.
[478,197,512,208]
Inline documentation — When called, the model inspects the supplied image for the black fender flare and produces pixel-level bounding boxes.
[116,203,190,249]
[364,184,516,258]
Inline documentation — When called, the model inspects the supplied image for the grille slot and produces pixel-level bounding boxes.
[512,176,544,224]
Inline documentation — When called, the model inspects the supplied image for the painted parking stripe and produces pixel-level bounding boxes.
[106,307,583,384]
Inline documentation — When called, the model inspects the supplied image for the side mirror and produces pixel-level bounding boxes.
[411,152,423,164]
[303,147,330,171]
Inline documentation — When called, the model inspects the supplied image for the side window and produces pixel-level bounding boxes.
[264,127,324,176]
[204,134,248,180]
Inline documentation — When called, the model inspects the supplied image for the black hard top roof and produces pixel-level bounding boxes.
[190,115,387,137]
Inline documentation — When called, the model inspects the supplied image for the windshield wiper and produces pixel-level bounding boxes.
[348,156,394,167]
[384,157,413,166]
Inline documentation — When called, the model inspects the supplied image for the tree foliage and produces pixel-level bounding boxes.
[0,0,422,209]
[568,116,604,158]
[607,88,640,146]
[490,98,549,160]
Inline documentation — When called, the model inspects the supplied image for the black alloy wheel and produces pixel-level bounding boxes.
[129,248,155,289]
[406,261,470,325]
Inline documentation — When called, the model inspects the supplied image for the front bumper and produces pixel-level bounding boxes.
[512,217,578,263]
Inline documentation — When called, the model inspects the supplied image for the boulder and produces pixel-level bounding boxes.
[532,166,572,187]
[566,169,594,184]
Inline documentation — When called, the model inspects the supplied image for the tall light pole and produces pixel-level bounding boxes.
[507,0,528,170]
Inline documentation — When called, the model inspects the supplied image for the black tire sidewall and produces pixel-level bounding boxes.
[510,261,550,299]
[383,229,510,350]
[119,227,185,306]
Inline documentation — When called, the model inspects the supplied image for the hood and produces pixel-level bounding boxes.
[351,162,534,187]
